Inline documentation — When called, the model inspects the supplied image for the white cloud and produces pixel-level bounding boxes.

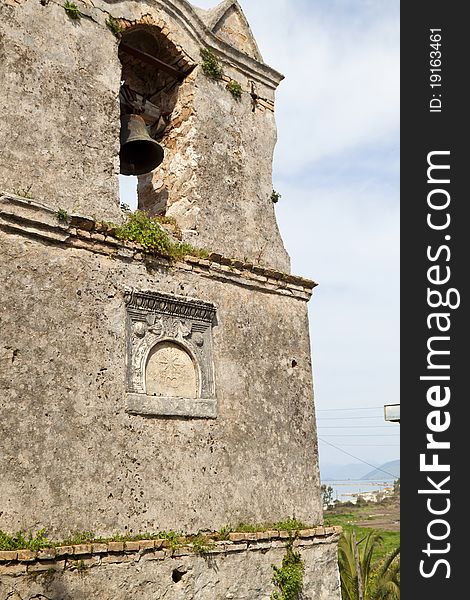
[275,174,399,465]
[194,0,399,174]
[183,1,400,466]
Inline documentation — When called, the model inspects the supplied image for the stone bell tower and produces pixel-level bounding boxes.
[0,1,341,598]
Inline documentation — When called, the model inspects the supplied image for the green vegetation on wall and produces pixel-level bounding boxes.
[271,536,304,600]
[0,518,318,552]
[63,1,81,20]
[114,210,208,260]
[226,80,242,99]
[200,48,224,80]
[106,15,123,38]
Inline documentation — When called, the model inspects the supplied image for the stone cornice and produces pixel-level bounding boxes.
[0,526,342,571]
[124,288,217,322]
[0,193,318,301]
[150,0,285,88]
[93,0,284,90]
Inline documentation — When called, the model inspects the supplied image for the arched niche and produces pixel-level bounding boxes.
[118,24,194,211]
[145,340,198,399]
[125,289,217,419]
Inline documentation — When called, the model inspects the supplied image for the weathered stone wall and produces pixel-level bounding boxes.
[0,2,339,596]
[0,196,321,538]
[0,0,122,221]
[0,0,290,270]
[0,530,341,600]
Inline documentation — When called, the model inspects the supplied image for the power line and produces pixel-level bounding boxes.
[317,416,384,420]
[318,426,396,429]
[317,406,384,412]
[320,434,399,437]
[321,479,397,483]
[332,444,400,447]
[318,438,398,478]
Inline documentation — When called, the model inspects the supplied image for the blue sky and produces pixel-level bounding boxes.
[121,0,400,471]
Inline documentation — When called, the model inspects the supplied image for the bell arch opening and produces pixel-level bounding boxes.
[117,24,193,212]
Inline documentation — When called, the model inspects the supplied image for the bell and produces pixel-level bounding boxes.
[120,114,164,176]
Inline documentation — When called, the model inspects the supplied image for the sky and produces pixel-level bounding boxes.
[121,0,400,473]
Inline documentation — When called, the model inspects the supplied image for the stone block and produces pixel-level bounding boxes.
[0,551,17,561]
[70,216,95,231]
[101,554,131,564]
[81,556,102,568]
[107,542,124,553]
[138,540,155,551]
[0,563,27,576]
[325,527,336,536]
[299,529,317,538]
[27,562,56,574]
[68,237,92,251]
[252,541,271,551]
[224,543,248,553]
[206,543,225,554]
[91,232,106,242]
[333,526,343,534]
[172,547,192,557]
[17,550,36,562]
[293,538,315,547]
[265,530,279,539]
[37,547,57,560]
[73,545,92,555]
[141,550,165,561]
[124,541,141,552]
[228,532,247,542]
[55,546,74,557]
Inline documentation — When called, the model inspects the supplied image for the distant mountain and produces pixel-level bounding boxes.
[320,463,374,481]
[361,460,400,480]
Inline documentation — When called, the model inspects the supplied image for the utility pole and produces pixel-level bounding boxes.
[352,530,364,600]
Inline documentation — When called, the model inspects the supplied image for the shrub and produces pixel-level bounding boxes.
[63,1,81,20]
[200,48,224,80]
[226,80,242,99]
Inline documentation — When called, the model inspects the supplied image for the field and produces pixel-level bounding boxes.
[323,490,400,561]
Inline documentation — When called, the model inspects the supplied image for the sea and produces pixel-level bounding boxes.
[322,479,396,504]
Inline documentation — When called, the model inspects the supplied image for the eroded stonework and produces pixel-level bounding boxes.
[0,198,322,536]
[0,0,340,596]
[146,342,197,398]
[0,532,342,600]
[0,0,290,271]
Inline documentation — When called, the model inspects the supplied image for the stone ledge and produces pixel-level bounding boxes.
[0,526,342,567]
[126,394,218,419]
[0,194,318,301]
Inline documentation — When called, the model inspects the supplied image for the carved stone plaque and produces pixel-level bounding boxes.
[146,341,197,398]
[124,289,217,418]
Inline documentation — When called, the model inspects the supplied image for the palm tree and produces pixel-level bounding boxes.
[371,546,400,600]
[338,530,400,600]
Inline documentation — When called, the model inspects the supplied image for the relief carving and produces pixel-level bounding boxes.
[146,342,197,398]
[125,289,216,412]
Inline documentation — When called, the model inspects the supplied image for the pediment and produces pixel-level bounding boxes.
[204,0,263,62]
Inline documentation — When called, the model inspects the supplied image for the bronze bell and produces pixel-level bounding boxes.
[119,114,164,176]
